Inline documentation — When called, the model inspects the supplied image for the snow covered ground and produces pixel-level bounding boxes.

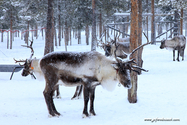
[0,31,187,125]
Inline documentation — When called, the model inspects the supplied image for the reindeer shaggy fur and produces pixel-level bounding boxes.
[18,40,149,118]
[160,35,186,61]
[40,51,133,117]
[105,41,130,58]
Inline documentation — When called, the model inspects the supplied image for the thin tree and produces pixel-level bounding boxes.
[180,8,183,35]
[151,0,155,44]
[10,5,13,49]
[44,0,54,55]
[137,0,143,73]
[91,0,96,51]
[128,0,139,103]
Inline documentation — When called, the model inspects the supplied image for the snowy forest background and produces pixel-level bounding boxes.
[0,0,187,51]
[0,0,187,125]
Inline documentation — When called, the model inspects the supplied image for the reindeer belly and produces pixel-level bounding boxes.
[57,74,83,87]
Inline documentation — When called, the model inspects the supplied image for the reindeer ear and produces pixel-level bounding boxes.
[111,63,119,70]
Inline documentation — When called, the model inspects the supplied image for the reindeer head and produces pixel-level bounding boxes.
[160,38,166,49]
[112,32,151,89]
[98,31,120,57]
[111,58,133,88]
[21,59,34,77]
[13,40,36,78]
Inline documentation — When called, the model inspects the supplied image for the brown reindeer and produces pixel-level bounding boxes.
[160,35,186,61]
[72,37,130,100]
[17,40,150,118]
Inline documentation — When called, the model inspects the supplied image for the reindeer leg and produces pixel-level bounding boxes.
[182,49,184,61]
[71,86,81,100]
[43,71,60,117]
[82,86,89,118]
[56,85,61,99]
[173,50,175,61]
[181,48,185,61]
[89,87,96,116]
[43,86,59,117]
[53,85,61,99]
[77,85,83,98]
[177,50,180,61]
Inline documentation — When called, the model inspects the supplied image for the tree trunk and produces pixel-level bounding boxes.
[180,8,183,35]
[35,24,38,39]
[58,0,61,46]
[128,0,139,103]
[58,15,61,46]
[151,0,155,44]
[174,10,179,36]
[25,21,29,45]
[185,23,187,37]
[44,0,54,55]
[146,0,148,39]
[65,21,69,45]
[41,28,44,39]
[55,29,57,47]
[7,32,9,49]
[86,25,89,45]
[78,29,81,44]
[10,9,13,49]
[1,30,3,42]
[69,27,72,45]
[91,0,96,51]
[64,30,67,51]
[99,12,102,38]
[137,0,143,73]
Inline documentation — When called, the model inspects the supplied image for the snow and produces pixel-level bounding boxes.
[0,30,187,125]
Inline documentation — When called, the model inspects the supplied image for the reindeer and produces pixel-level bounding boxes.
[14,41,86,100]
[21,41,150,117]
[16,38,150,117]
[71,37,130,100]
[160,35,186,61]
[98,33,130,59]
[104,40,130,58]
[14,41,61,98]
[118,37,130,43]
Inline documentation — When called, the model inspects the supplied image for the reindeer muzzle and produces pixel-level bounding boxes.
[21,69,30,77]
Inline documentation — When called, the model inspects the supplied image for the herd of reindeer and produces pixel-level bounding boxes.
[13,32,186,117]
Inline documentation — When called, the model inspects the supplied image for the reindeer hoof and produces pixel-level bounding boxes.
[71,95,81,100]
[89,110,96,116]
[90,112,96,116]
[53,95,61,99]
[82,113,89,118]
[56,95,61,99]
[48,113,61,118]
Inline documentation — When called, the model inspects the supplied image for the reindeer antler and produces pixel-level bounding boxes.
[115,32,151,74]
[13,58,26,63]
[21,40,34,60]
[127,32,151,59]
[115,32,151,60]
[97,28,107,49]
